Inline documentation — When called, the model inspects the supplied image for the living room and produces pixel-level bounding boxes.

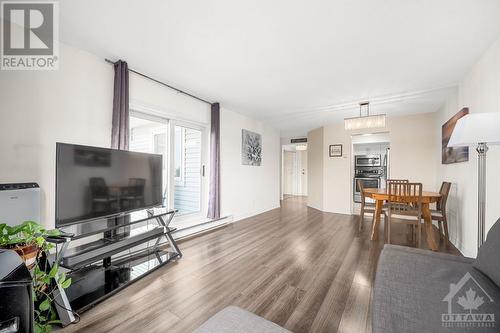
[1,1,500,333]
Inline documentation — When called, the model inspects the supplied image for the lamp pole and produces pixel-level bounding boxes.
[476,142,488,250]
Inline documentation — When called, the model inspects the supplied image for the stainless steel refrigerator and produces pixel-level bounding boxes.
[382,147,390,187]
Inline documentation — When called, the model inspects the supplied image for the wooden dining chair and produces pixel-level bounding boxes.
[385,182,423,248]
[357,179,386,232]
[356,179,387,232]
[431,182,452,243]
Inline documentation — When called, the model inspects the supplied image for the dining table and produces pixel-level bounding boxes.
[363,187,442,251]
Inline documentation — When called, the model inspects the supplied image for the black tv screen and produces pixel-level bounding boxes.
[55,143,163,226]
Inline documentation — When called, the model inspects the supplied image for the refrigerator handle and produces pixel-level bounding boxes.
[385,148,390,180]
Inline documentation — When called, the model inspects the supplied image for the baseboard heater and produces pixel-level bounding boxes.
[173,216,230,241]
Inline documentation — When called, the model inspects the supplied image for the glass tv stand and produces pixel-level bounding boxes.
[46,208,181,326]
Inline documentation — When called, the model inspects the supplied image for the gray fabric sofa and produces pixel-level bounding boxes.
[193,306,291,333]
[373,219,500,333]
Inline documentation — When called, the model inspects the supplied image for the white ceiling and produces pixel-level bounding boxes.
[59,0,500,137]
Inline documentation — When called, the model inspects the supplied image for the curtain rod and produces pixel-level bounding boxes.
[105,58,212,105]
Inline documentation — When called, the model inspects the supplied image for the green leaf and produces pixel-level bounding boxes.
[48,264,58,278]
[50,308,58,320]
[35,323,44,333]
[34,264,42,276]
[35,236,45,247]
[46,229,60,236]
[39,298,51,311]
[7,225,22,235]
[57,272,66,284]
[61,278,72,289]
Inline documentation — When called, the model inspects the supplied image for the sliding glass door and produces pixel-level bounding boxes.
[173,125,202,215]
[129,112,207,222]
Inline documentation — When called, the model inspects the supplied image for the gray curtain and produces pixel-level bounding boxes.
[111,60,129,150]
[207,103,221,219]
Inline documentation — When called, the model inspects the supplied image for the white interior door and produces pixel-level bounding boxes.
[283,151,296,195]
[297,150,308,196]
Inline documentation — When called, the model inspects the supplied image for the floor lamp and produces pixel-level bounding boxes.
[448,112,500,250]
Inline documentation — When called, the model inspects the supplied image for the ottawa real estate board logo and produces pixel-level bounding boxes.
[1,1,59,70]
[442,272,495,329]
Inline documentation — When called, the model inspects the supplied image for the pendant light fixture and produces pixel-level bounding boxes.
[344,102,386,130]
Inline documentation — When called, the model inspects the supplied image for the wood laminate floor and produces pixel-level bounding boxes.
[61,196,460,333]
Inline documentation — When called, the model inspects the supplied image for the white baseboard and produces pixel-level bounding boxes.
[173,217,230,239]
[230,205,280,223]
[307,203,351,215]
[307,203,323,211]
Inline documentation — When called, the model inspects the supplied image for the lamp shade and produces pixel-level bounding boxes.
[344,114,386,130]
[448,112,500,147]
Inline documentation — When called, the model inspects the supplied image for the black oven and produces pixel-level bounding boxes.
[353,177,380,203]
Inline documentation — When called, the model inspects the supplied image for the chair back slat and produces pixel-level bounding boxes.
[387,181,423,216]
[437,181,452,212]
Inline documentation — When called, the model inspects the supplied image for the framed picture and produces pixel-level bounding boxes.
[242,129,262,166]
[329,144,342,157]
[442,108,469,164]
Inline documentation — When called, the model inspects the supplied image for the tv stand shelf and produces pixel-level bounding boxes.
[67,247,180,313]
[48,209,182,325]
[59,208,177,240]
[61,226,168,270]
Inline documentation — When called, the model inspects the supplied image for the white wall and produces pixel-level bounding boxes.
[220,108,281,221]
[129,71,210,125]
[308,112,439,214]
[0,43,114,227]
[0,41,281,228]
[435,36,500,257]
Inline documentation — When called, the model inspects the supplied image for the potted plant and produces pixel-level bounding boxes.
[0,221,72,333]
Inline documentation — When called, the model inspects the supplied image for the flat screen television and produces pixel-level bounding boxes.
[55,143,163,227]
